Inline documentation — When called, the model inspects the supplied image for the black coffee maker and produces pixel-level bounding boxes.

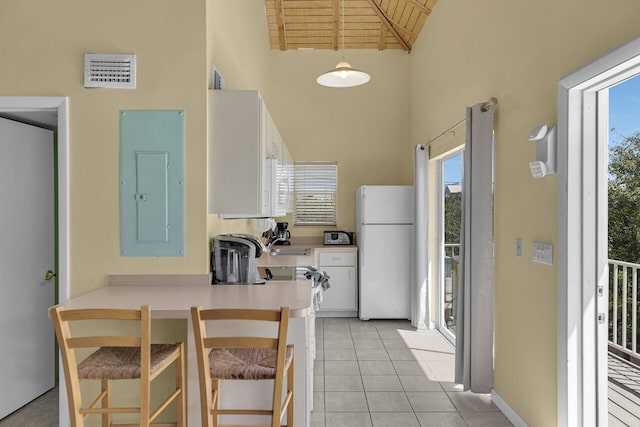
[273,222,291,245]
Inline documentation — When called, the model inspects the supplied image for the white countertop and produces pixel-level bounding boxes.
[257,240,357,267]
[60,279,311,318]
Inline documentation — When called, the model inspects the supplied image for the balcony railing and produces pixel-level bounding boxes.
[609,259,640,361]
[444,243,460,259]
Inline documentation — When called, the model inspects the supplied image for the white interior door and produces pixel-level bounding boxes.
[0,117,56,419]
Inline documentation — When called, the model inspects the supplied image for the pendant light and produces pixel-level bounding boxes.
[316,0,370,88]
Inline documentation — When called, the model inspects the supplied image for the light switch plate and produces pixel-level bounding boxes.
[532,241,553,265]
[516,238,522,257]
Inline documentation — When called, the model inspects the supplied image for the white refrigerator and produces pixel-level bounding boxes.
[356,185,414,320]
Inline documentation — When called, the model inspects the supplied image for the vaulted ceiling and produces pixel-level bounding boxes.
[264,0,438,52]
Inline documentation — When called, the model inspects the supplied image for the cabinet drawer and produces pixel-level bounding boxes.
[318,251,356,266]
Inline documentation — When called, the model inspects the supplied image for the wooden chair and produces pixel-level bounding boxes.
[191,306,294,427]
[50,305,185,427]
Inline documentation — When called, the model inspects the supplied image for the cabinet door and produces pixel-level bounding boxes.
[319,266,357,311]
[265,112,280,160]
[209,90,265,217]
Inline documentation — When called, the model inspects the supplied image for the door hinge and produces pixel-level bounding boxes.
[597,313,606,324]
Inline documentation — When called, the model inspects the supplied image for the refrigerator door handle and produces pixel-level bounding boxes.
[360,232,364,266]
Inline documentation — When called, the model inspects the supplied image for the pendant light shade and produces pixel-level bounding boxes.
[316,0,370,88]
[316,59,371,88]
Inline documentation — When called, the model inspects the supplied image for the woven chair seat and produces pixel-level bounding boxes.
[78,344,181,380]
[209,346,293,380]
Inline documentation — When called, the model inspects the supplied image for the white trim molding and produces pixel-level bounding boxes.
[491,389,529,427]
[557,36,640,427]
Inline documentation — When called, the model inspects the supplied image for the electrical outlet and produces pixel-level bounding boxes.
[516,238,522,257]
[532,241,553,265]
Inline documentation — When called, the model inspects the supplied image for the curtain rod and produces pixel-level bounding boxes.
[417,97,497,150]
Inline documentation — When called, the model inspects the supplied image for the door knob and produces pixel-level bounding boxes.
[45,270,56,281]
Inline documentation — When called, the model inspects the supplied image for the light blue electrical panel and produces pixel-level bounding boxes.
[120,110,185,256]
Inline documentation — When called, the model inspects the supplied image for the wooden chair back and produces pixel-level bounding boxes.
[191,306,293,427]
[50,305,184,427]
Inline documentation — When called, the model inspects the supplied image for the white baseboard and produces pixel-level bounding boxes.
[491,389,529,427]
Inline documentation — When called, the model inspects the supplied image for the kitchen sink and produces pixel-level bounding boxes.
[258,265,314,281]
[268,247,311,256]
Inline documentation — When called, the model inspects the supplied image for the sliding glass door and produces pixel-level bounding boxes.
[437,150,464,343]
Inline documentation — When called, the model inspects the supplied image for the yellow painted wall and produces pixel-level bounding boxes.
[204,1,413,238]
[205,0,270,241]
[410,1,640,425]
[7,0,640,424]
[263,49,412,235]
[1,1,209,422]
[1,0,210,298]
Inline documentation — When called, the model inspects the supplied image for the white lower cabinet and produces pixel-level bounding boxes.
[317,250,358,317]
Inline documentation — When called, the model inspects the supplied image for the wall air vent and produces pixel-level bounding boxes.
[84,54,136,89]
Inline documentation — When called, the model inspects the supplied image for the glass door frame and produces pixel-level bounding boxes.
[435,148,464,345]
[558,36,640,426]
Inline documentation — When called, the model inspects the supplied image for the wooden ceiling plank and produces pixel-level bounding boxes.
[265,0,436,50]
[364,0,411,51]
[405,8,422,34]
[387,0,400,22]
[286,23,334,30]
[398,2,413,27]
[283,8,335,16]
[275,0,287,50]
[377,14,417,39]
[286,30,335,38]
[285,0,334,8]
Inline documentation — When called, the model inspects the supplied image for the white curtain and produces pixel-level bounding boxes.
[454,102,495,393]
[412,145,431,330]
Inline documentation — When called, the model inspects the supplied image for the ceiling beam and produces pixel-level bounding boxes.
[332,0,339,50]
[275,0,287,50]
[364,0,412,52]
[409,0,432,15]
[378,24,387,51]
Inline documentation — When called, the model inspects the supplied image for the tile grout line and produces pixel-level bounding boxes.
[316,318,512,427]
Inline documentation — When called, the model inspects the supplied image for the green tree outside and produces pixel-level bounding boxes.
[608,132,640,349]
[444,192,462,245]
[608,132,640,263]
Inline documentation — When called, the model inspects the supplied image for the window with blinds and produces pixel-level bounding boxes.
[293,161,338,226]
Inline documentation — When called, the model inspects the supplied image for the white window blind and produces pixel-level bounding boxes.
[294,161,338,226]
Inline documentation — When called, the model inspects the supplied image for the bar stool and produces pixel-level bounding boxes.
[191,306,294,427]
[50,305,185,427]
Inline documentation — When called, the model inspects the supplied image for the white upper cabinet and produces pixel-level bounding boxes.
[208,90,291,218]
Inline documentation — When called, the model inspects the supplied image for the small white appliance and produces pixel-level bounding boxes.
[356,185,414,320]
[323,230,353,245]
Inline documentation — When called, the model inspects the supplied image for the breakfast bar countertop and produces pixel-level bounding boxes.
[60,277,312,318]
[56,274,313,427]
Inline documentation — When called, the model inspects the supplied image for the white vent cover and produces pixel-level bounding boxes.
[84,54,136,89]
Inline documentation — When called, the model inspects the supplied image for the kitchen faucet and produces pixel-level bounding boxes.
[267,237,286,249]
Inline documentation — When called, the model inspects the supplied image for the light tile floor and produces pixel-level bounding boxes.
[5,321,640,426]
[312,317,513,427]
[0,387,58,427]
